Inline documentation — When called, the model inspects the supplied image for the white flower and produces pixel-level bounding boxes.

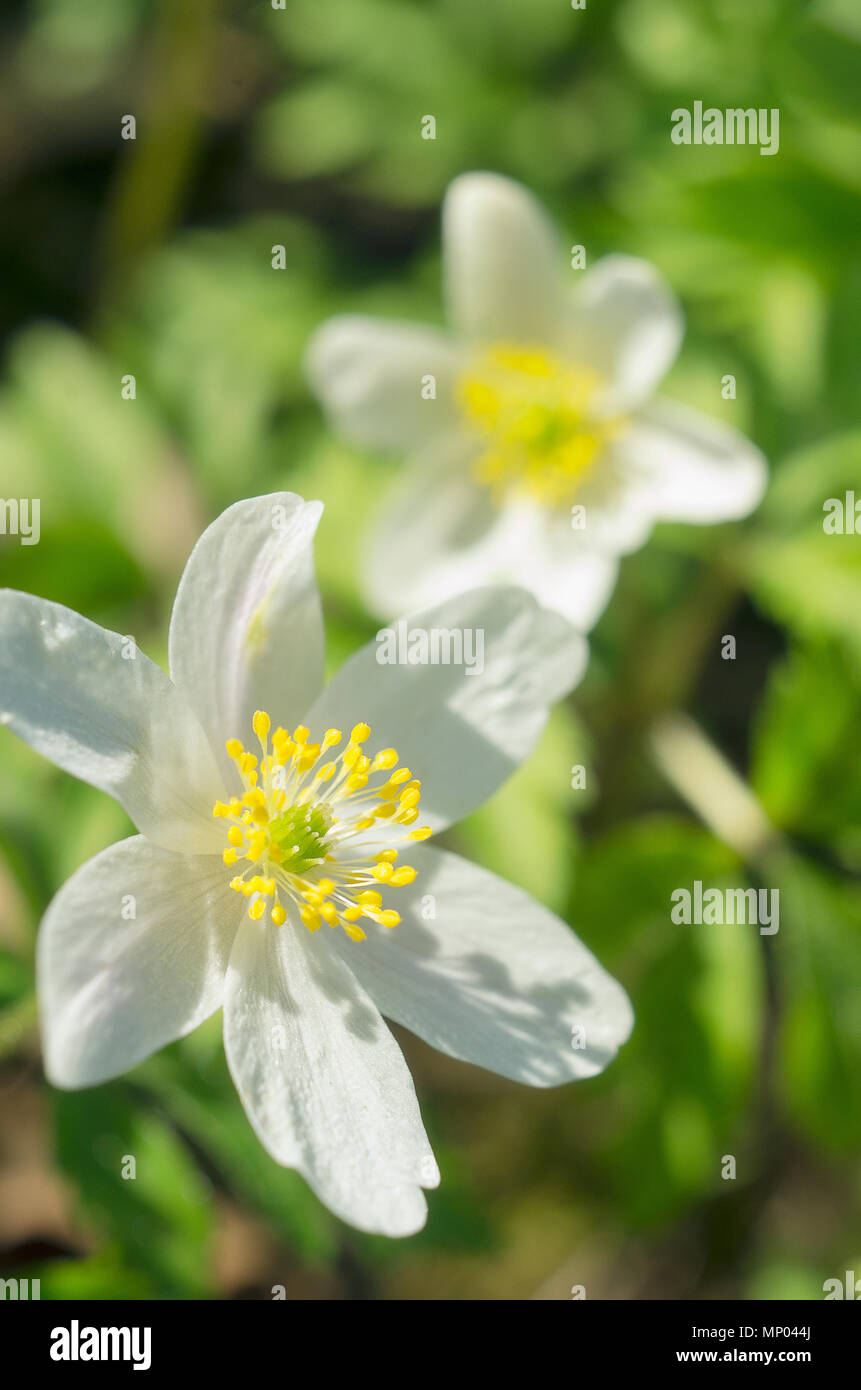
[306,171,767,629]
[0,492,632,1236]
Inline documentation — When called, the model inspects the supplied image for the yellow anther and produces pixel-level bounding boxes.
[390,866,416,886]
[215,714,421,945]
[297,744,321,771]
[409,826,433,841]
[459,344,617,507]
[370,748,398,771]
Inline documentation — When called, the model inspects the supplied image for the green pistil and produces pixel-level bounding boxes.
[268,801,333,874]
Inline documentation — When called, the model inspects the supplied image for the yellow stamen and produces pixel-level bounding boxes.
[213,712,425,940]
[457,342,625,508]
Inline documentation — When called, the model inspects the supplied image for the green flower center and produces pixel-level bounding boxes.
[268,801,333,874]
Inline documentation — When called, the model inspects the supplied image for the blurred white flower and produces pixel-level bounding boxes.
[306,171,767,629]
[0,492,632,1236]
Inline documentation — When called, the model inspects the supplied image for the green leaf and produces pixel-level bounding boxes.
[752,640,861,848]
[139,1039,338,1264]
[53,1084,215,1297]
[768,848,861,1154]
[749,432,861,654]
[574,817,762,1224]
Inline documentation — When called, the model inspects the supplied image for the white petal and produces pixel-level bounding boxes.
[361,443,506,618]
[568,255,684,412]
[332,847,634,1087]
[307,586,587,833]
[305,314,462,452]
[38,836,241,1088]
[0,590,224,854]
[364,467,619,631]
[474,503,620,631]
[613,398,768,525]
[224,916,438,1237]
[572,450,660,556]
[169,494,325,770]
[443,172,566,345]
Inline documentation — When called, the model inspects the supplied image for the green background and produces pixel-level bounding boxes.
[0,0,859,1299]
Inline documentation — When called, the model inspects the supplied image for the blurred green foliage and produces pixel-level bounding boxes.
[0,0,859,1299]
